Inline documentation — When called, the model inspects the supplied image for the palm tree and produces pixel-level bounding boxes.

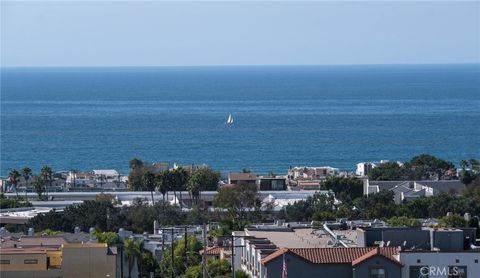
[8,169,21,198]
[22,167,32,201]
[156,172,168,203]
[124,239,144,278]
[40,165,53,199]
[143,171,156,205]
[172,167,188,209]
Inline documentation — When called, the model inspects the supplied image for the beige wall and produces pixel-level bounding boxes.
[0,244,116,278]
[62,244,116,278]
[0,252,47,272]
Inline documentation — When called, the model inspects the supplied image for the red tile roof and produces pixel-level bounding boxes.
[200,246,224,256]
[261,247,401,266]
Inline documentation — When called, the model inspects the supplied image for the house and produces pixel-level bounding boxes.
[260,247,402,278]
[364,180,466,204]
[66,169,127,190]
[199,246,225,260]
[356,162,377,176]
[0,235,117,278]
[288,166,339,180]
[228,173,257,186]
[257,176,287,191]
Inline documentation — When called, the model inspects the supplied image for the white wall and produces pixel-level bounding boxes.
[399,251,480,278]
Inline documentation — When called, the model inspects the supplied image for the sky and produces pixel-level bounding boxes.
[1,1,479,67]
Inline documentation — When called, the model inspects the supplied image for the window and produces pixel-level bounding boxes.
[409,266,429,278]
[0,260,10,264]
[448,266,467,278]
[370,268,386,278]
[475,259,478,264]
[24,259,38,264]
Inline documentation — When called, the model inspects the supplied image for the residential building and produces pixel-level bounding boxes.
[356,162,377,176]
[364,180,466,204]
[399,250,480,278]
[66,169,127,190]
[257,176,287,191]
[228,173,257,186]
[259,246,402,278]
[288,166,339,180]
[0,235,117,278]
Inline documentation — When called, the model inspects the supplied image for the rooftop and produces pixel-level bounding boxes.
[245,228,357,248]
[262,246,401,266]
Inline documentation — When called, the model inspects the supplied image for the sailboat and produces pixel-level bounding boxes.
[226,114,234,125]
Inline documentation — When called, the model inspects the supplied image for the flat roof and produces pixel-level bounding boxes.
[245,228,357,248]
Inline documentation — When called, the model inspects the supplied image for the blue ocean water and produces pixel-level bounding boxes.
[1,65,479,176]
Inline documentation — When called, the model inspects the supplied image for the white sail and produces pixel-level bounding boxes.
[227,114,234,124]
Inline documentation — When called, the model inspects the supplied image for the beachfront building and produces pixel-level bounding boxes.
[66,169,127,190]
[356,162,377,176]
[364,179,466,204]
[288,166,339,180]
[228,173,258,186]
[287,166,339,191]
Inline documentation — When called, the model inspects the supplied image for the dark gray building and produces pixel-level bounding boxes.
[260,247,402,278]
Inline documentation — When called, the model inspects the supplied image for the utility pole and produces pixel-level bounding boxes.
[162,228,165,251]
[202,223,207,278]
[171,228,174,278]
[184,226,188,269]
[231,234,235,278]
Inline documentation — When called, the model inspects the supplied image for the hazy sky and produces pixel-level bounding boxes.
[1,1,479,67]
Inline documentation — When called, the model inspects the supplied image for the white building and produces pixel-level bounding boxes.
[288,166,339,180]
[66,170,126,189]
[399,250,480,278]
[356,162,377,176]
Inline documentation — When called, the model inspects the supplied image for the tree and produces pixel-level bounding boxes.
[95,231,119,246]
[387,216,421,227]
[124,238,142,278]
[460,158,480,185]
[322,176,363,203]
[40,165,53,198]
[188,168,220,204]
[22,167,32,201]
[207,259,231,277]
[353,190,397,219]
[235,269,250,278]
[213,184,257,221]
[439,214,467,228]
[156,171,171,203]
[171,167,189,209]
[32,176,45,200]
[143,171,157,205]
[368,162,406,181]
[160,235,203,277]
[368,155,457,181]
[407,154,456,180]
[8,169,21,197]
[129,158,144,170]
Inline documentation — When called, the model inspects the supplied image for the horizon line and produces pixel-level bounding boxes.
[2,62,480,69]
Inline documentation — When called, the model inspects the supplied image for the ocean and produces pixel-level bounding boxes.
[1,64,479,176]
